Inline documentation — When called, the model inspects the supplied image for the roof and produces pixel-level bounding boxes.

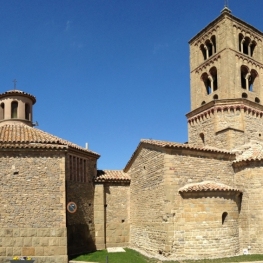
[95,170,130,183]
[0,90,36,104]
[124,139,234,172]
[179,181,241,193]
[189,8,263,44]
[0,123,100,157]
[232,140,263,164]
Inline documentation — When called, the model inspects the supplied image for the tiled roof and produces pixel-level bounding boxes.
[141,139,232,153]
[95,170,130,183]
[0,124,100,156]
[179,181,241,193]
[0,90,36,104]
[233,141,263,163]
[124,139,234,172]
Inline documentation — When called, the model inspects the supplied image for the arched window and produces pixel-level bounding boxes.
[201,101,206,105]
[25,103,30,120]
[205,40,213,58]
[0,103,4,120]
[200,133,205,145]
[200,44,207,60]
[210,67,218,91]
[211,35,216,54]
[240,66,249,90]
[222,212,228,225]
[242,92,248,98]
[11,101,18,119]
[239,33,244,52]
[249,69,258,91]
[255,97,260,103]
[251,40,256,57]
[213,94,218,100]
[201,73,212,95]
[239,34,256,57]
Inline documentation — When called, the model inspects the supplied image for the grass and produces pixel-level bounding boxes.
[72,249,263,263]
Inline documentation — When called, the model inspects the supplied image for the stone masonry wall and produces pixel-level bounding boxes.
[104,183,130,247]
[180,192,240,259]
[234,161,263,255]
[66,153,97,255]
[0,150,67,263]
[129,146,166,256]
[162,150,235,260]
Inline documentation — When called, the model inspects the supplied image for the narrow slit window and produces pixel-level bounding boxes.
[11,101,18,119]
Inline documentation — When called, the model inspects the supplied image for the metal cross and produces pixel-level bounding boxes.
[224,0,229,7]
[13,79,17,90]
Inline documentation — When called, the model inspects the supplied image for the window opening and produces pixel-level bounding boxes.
[0,103,4,120]
[200,44,207,60]
[250,41,256,57]
[201,101,206,105]
[211,35,216,54]
[222,212,228,225]
[241,66,249,90]
[206,40,213,57]
[11,101,18,119]
[242,93,248,99]
[200,133,205,145]
[213,94,218,100]
[210,67,218,91]
[255,97,260,103]
[25,103,30,120]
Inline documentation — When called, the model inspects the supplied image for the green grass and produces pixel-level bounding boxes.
[72,249,263,263]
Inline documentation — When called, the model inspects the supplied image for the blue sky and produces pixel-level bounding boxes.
[0,0,262,169]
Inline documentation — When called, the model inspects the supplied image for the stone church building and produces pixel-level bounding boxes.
[0,6,263,263]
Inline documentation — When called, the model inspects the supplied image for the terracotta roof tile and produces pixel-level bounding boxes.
[124,139,234,172]
[141,139,232,153]
[179,181,241,193]
[95,170,130,183]
[0,124,99,156]
[0,90,36,104]
[233,141,263,163]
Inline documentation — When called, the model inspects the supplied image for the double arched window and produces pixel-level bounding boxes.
[201,67,218,95]
[239,34,256,57]
[200,36,216,60]
[240,65,258,91]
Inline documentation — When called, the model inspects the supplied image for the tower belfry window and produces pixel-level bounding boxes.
[200,36,216,61]
[240,66,258,91]
[239,34,256,57]
[11,101,18,119]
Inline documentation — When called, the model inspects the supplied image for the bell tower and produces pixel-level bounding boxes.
[0,89,36,127]
[186,7,263,150]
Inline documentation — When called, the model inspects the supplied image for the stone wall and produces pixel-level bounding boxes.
[234,161,263,255]
[180,191,240,259]
[129,146,166,255]
[66,153,97,255]
[104,183,130,247]
[0,150,67,263]
[128,144,236,260]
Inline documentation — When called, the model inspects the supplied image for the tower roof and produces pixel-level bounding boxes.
[0,90,36,104]
[189,8,263,44]
[0,123,100,157]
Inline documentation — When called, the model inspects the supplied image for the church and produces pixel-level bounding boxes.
[0,6,263,263]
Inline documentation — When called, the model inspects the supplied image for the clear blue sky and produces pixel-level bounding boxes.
[0,0,262,169]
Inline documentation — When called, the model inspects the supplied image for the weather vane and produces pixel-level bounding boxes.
[13,79,17,90]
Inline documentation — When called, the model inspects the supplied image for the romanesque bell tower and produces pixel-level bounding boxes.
[187,7,263,150]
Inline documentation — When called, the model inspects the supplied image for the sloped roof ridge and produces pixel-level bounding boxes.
[179,181,241,193]
[0,123,99,156]
[141,139,232,153]
[95,169,130,182]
